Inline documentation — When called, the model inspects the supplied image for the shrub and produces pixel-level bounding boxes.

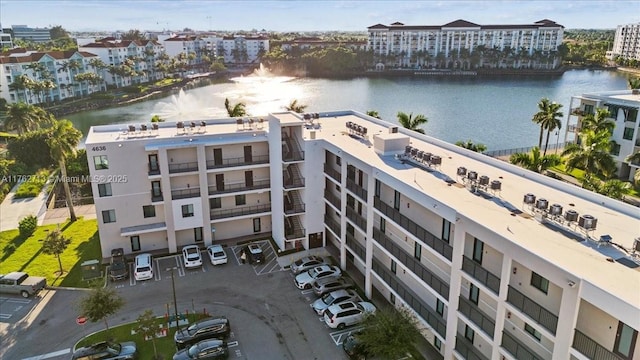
[14,169,50,199]
[18,215,38,237]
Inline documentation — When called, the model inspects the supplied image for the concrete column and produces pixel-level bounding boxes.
[158,148,177,254]
[443,215,467,359]
[552,282,581,360]
[196,145,212,247]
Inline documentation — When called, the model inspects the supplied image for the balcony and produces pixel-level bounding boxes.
[501,330,544,360]
[208,179,270,195]
[373,228,449,298]
[324,164,341,183]
[206,154,269,170]
[324,214,341,237]
[171,188,201,200]
[374,196,453,261]
[151,191,163,202]
[372,258,447,337]
[283,150,305,162]
[455,333,490,360]
[458,296,495,338]
[507,286,558,335]
[345,232,365,261]
[148,164,160,176]
[324,189,341,210]
[345,206,367,232]
[284,191,306,215]
[285,228,306,240]
[462,256,501,295]
[573,329,624,360]
[168,161,198,174]
[210,204,271,220]
[346,178,368,202]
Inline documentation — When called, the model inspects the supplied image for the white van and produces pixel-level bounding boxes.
[134,253,153,281]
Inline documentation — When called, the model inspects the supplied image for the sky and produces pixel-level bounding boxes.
[1,0,638,33]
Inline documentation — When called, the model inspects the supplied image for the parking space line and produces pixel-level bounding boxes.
[4,298,31,304]
[174,256,186,276]
[129,263,137,285]
[0,313,11,319]
[329,327,363,346]
[227,341,239,348]
[22,348,71,360]
[301,289,315,295]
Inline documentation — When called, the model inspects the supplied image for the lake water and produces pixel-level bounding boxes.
[68,69,632,150]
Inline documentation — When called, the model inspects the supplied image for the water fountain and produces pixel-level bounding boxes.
[152,88,220,121]
[230,63,295,84]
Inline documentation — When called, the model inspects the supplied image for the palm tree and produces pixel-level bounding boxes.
[4,102,54,134]
[46,120,82,222]
[509,146,562,173]
[366,110,381,119]
[625,152,640,185]
[628,77,640,90]
[8,74,33,102]
[285,99,307,113]
[396,111,428,134]
[581,108,615,134]
[532,98,563,155]
[224,98,247,117]
[562,129,617,179]
[455,140,487,153]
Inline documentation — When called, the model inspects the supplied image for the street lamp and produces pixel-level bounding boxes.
[167,267,180,331]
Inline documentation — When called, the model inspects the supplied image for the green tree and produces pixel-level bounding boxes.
[78,286,125,331]
[224,98,247,117]
[396,111,428,134]
[532,98,563,155]
[135,310,161,359]
[509,146,562,173]
[562,129,617,178]
[625,152,640,185]
[46,120,82,222]
[455,140,487,153]
[581,108,615,134]
[49,25,70,40]
[4,102,54,135]
[366,110,381,119]
[6,129,55,168]
[121,29,146,41]
[358,306,420,359]
[151,115,165,122]
[629,77,640,90]
[41,229,71,275]
[285,99,307,113]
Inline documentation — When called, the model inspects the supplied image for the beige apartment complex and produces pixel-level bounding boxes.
[86,110,639,360]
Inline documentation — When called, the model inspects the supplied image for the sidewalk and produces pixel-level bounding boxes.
[0,181,48,232]
[42,204,97,225]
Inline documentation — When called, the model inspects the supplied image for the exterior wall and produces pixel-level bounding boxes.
[611,23,640,61]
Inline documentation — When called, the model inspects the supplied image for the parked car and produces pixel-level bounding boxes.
[312,289,361,315]
[0,272,46,298]
[243,243,264,264]
[71,340,137,360]
[290,255,326,274]
[182,245,203,268]
[174,317,231,349]
[313,276,355,297]
[342,330,370,360]
[294,265,341,290]
[207,245,227,265]
[108,248,128,282]
[133,253,153,281]
[173,339,227,360]
[323,301,376,330]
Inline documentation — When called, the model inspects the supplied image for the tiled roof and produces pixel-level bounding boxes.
[368,19,564,31]
[443,19,481,28]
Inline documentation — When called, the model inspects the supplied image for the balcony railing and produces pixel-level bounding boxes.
[285,203,306,215]
[285,228,306,240]
[151,191,163,202]
[462,256,501,295]
[284,176,305,189]
[210,204,271,220]
[346,232,365,261]
[148,164,160,176]
[324,214,341,237]
[373,228,449,298]
[455,333,490,360]
[372,258,447,338]
[507,286,558,334]
[171,188,201,200]
[346,206,367,231]
[573,329,624,360]
[458,296,495,338]
[324,189,341,210]
[206,154,269,169]
[168,161,198,173]
[501,330,544,360]
[283,150,305,162]
[324,164,341,183]
[346,178,368,202]
[374,196,453,261]
[208,179,270,195]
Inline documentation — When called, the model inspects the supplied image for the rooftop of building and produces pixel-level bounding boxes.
[86,109,640,318]
[573,89,640,104]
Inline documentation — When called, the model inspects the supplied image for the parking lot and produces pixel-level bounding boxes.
[0,296,34,320]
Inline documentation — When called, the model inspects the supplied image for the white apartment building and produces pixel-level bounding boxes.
[86,110,639,360]
[610,23,640,62]
[368,19,564,69]
[221,35,269,64]
[0,27,13,49]
[161,35,206,67]
[11,25,51,43]
[565,90,640,182]
[280,37,367,52]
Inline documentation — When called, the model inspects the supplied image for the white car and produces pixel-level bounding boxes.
[133,253,153,281]
[312,289,361,315]
[207,244,228,265]
[182,245,203,268]
[294,265,341,290]
[323,301,377,329]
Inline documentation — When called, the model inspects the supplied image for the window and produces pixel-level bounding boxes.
[374,179,381,197]
[143,205,156,218]
[442,219,451,243]
[253,218,261,233]
[531,271,549,294]
[611,143,621,156]
[102,209,116,223]
[380,217,386,233]
[346,194,355,209]
[473,238,484,264]
[394,190,401,210]
[436,298,444,316]
[210,198,221,209]
[346,223,355,236]
[182,204,194,217]
[336,156,341,166]
[130,235,140,252]
[614,321,638,359]
[434,337,442,350]
[464,325,475,342]
[235,195,246,206]
[623,127,634,140]
[390,293,396,305]
[584,104,594,115]
[524,323,542,341]
[93,155,108,170]
[98,183,112,197]
[194,227,203,242]
[469,284,479,305]
[390,260,396,274]
[414,242,421,260]
[335,184,340,191]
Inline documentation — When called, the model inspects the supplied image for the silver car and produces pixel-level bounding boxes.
[312,288,361,315]
[312,276,355,296]
[290,255,326,274]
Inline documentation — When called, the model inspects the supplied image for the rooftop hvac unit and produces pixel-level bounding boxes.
[564,209,579,222]
[523,193,536,204]
[467,171,478,181]
[405,146,412,155]
[411,148,418,156]
[490,180,502,190]
[549,204,563,215]
[457,167,467,176]
[389,126,398,133]
[578,214,597,230]
[430,155,442,165]
[423,152,432,162]
[478,175,490,186]
[535,198,549,210]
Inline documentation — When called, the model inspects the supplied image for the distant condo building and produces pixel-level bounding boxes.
[11,25,51,43]
[86,110,638,360]
[609,23,640,62]
[367,19,564,70]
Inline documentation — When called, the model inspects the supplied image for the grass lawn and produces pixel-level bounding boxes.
[550,164,586,180]
[0,218,101,287]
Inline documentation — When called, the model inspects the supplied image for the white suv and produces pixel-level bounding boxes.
[182,245,203,268]
[323,301,376,329]
[134,253,153,281]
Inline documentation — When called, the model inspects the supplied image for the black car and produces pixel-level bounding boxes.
[243,244,264,264]
[174,317,231,349]
[109,248,129,282]
[173,339,228,360]
[342,331,369,360]
[71,341,137,360]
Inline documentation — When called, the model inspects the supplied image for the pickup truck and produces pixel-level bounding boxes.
[0,272,47,298]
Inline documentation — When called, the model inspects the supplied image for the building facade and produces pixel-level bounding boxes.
[11,25,51,43]
[86,110,639,360]
[565,90,640,182]
[0,27,13,49]
[367,19,564,69]
[221,35,269,64]
[609,23,640,62]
